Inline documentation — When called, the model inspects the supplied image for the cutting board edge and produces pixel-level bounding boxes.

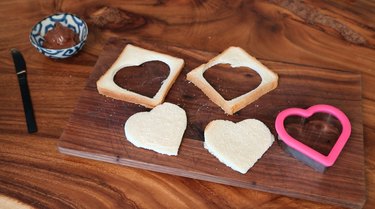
[57,146,366,209]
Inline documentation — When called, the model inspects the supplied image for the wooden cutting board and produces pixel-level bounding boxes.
[59,38,366,209]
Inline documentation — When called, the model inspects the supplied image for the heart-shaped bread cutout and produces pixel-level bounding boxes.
[204,119,274,174]
[275,104,351,169]
[124,102,187,156]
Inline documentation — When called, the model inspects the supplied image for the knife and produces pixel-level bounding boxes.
[11,49,37,133]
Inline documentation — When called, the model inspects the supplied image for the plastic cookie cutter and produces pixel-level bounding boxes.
[275,104,351,172]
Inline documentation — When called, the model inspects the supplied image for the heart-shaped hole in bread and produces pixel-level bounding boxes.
[204,64,262,101]
[114,61,169,98]
[187,47,278,115]
[283,113,342,156]
[96,44,184,108]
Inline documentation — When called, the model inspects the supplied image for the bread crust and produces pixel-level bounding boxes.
[96,44,184,108]
[186,47,278,115]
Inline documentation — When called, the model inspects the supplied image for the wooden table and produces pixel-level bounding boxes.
[1,1,374,208]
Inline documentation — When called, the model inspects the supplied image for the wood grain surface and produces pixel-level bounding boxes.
[1,0,375,209]
[59,38,365,208]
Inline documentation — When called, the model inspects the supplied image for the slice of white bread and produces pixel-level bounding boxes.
[97,44,184,108]
[186,47,278,115]
[124,102,187,156]
[204,119,274,174]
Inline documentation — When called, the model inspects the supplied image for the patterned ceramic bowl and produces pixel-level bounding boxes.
[30,13,88,59]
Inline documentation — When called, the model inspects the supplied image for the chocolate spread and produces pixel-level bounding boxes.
[203,64,262,100]
[43,23,79,49]
[114,61,169,98]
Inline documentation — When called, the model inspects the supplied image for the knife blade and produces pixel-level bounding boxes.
[11,48,37,133]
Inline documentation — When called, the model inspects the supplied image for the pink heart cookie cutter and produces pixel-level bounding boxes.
[275,104,351,172]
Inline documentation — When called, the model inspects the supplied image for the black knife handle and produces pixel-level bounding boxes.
[18,75,37,133]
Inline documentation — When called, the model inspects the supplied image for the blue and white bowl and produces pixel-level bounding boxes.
[30,13,88,59]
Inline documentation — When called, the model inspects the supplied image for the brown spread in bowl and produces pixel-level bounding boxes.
[43,22,79,49]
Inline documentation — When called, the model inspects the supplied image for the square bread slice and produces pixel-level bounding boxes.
[186,47,278,115]
[97,44,184,108]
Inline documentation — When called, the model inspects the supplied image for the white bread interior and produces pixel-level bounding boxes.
[204,119,274,174]
[97,44,184,108]
[124,102,187,156]
[186,46,278,115]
